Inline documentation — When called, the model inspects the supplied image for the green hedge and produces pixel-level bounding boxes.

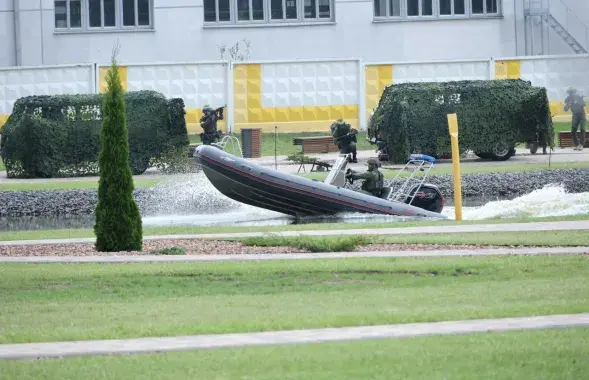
[0,90,189,178]
[367,79,554,163]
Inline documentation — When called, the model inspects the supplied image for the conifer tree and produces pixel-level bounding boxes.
[94,44,143,252]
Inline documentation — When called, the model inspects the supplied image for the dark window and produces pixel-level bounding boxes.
[454,0,465,14]
[70,0,82,27]
[486,0,497,13]
[123,0,135,26]
[472,0,484,14]
[422,0,433,15]
[88,0,102,27]
[304,0,316,18]
[271,0,284,19]
[104,0,116,26]
[55,1,67,27]
[407,0,418,16]
[204,0,217,22]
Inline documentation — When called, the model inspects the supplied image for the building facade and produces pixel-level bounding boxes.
[1,0,588,68]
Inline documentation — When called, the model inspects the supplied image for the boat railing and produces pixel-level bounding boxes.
[386,154,436,204]
[211,135,244,158]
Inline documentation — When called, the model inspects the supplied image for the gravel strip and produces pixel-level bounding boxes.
[0,239,534,257]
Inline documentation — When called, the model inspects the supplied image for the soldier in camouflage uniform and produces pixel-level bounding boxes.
[200,104,224,145]
[564,87,586,150]
[330,118,358,163]
[346,158,384,197]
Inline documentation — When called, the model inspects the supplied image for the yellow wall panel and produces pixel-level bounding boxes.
[233,62,359,134]
[274,108,289,123]
[364,64,393,121]
[288,107,303,122]
[98,66,128,93]
[0,114,9,128]
[494,60,521,79]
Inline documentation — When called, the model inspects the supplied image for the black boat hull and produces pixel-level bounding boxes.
[194,145,447,219]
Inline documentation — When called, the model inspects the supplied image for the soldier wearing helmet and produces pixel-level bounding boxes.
[200,104,225,145]
[346,158,384,197]
[564,86,586,150]
[330,118,358,163]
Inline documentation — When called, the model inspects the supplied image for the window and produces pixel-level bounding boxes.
[439,0,465,16]
[54,0,83,29]
[374,0,499,19]
[54,0,153,31]
[204,0,334,25]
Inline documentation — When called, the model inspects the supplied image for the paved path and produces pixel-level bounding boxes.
[1,246,587,263]
[1,313,588,359]
[1,220,587,246]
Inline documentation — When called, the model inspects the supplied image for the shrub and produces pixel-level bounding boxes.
[241,235,373,252]
[150,246,187,255]
[0,92,188,178]
[368,79,554,163]
[94,53,143,253]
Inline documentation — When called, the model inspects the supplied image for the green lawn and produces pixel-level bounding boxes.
[3,327,588,379]
[300,160,589,181]
[189,131,374,157]
[239,230,589,251]
[1,255,588,344]
[0,214,586,242]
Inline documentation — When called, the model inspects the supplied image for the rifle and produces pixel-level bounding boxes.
[333,128,358,142]
[213,105,227,114]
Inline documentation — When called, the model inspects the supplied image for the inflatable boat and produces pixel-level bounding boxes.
[193,144,447,219]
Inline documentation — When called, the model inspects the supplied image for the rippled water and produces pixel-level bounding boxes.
[0,176,587,232]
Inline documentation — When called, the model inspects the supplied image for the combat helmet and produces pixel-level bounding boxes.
[202,104,213,113]
[566,86,577,94]
[367,157,379,169]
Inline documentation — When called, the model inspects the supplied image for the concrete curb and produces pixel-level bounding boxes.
[1,246,587,263]
[2,313,588,359]
[1,220,588,246]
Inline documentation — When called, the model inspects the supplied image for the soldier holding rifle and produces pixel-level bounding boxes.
[200,104,226,145]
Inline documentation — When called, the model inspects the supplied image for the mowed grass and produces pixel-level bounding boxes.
[1,255,588,344]
[300,160,589,181]
[3,327,588,380]
[0,214,587,242]
[238,230,589,251]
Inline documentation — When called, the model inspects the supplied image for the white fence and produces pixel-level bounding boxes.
[1,55,587,133]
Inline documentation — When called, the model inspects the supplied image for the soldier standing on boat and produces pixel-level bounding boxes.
[200,104,226,145]
[346,158,384,197]
[564,87,586,151]
[331,118,358,163]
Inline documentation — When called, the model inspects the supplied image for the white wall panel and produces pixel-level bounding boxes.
[520,56,589,101]
[393,61,491,84]
[261,61,358,108]
[126,63,228,108]
[0,65,94,115]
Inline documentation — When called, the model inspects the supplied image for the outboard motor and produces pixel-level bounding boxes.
[405,184,444,214]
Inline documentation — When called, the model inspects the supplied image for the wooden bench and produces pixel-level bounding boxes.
[558,131,589,148]
[293,136,339,154]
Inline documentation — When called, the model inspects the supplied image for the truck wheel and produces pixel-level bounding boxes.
[490,141,516,161]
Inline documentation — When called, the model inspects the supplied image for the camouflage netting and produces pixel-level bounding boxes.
[368,79,554,163]
[0,90,189,178]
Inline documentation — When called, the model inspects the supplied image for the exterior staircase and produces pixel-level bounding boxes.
[524,0,589,54]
